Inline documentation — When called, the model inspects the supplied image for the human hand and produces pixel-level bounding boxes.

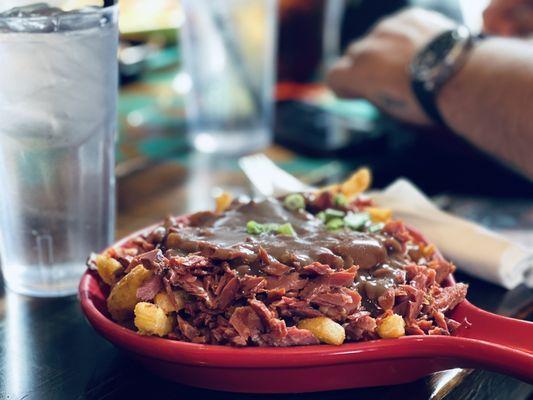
[483,0,533,37]
[326,8,456,126]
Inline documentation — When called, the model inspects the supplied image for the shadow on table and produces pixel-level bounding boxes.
[83,351,532,400]
[84,351,431,400]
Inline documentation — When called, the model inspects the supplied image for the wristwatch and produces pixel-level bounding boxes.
[410,26,479,127]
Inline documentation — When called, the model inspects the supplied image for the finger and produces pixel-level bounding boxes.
[326,55,364,99]
[485,0,525,15]
[483,4,507,33]
[483,0,527,34]
[483,6,516,35]
[484,8,533,35]
[484,16,517,35]
[511,7,533,35]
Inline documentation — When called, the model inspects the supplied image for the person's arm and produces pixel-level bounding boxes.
[327,8,533,179]
[437,37,533,178]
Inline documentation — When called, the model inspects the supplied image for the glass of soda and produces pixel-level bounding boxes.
[0,2,118,296]
[180,0,278,155]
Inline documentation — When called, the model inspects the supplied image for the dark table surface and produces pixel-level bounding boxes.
[0,148,531,400]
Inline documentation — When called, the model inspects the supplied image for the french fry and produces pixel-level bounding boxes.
[377,314,405,339]
[153,292,175,314]
[134,302,173,337]
[320,183,341,194]
[107,265,153,321]
[298,316,346,345]
[366,207,392,223]
[422,243,436,258]
[95,254,123,286]
[154,291,186,314]
[215,192,233,214]
[340,168,371,198]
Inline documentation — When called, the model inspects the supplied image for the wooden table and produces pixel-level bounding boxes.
[0,149,531,400]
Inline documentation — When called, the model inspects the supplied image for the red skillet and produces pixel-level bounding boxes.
[79,223,533,393]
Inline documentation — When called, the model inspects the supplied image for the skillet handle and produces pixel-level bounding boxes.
[448,300,533,381]
[453,301,533,353]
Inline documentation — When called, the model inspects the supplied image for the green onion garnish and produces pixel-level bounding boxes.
[333,193,348,207]
[326,218,345,231]
[277,223,296,237]
[246,220,265,235]
[283,193,305,211]
[246,221,296,237]
[265,223,281,232]
[343,212,370,231]
[367,222,385,233]
[324,208,345,222]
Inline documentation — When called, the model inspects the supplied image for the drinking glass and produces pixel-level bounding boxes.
[0,2,118,296]
[180,0,278,155]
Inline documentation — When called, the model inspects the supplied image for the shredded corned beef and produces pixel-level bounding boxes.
[301,262,335,276]
[259,326,320,347]
[95,196,468,346]
[345,311,378,340]
[136,275,162,302]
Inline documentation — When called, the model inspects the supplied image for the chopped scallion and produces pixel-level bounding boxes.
[343,212,370,231]
[326,218,345,231]
[367,222,385,233]
[277,223,296,237]
[246,220,297,237]
[265,223,281,232]
[246,220,264,235]
[324,208,345,222]
[333,193,348,207]
[283,193,305,211]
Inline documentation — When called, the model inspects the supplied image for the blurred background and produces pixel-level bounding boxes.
[110,0,531,237]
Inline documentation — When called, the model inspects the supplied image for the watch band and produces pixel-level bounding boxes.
[410,27,479,128]
[411,78,448,126]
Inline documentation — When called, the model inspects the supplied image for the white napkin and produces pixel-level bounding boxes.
[371,179,533,289]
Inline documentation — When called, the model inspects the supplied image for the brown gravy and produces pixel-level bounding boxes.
[164,199,414,316]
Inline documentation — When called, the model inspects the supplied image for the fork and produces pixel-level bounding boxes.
[238,154,315,197]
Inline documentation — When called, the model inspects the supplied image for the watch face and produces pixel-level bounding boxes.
[411,27,471,86]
